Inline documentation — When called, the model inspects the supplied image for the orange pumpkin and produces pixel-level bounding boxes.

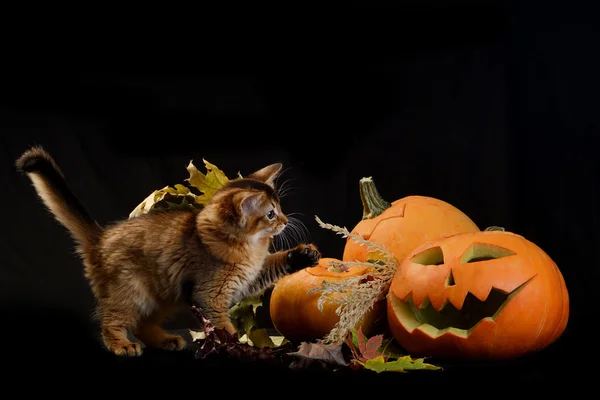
[270,257,386,344]
[343,177,480,265]
[387,230,569,360]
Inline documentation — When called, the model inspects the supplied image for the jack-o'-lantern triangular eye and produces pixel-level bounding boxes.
[411,246,444,265]
[460,242,517,263]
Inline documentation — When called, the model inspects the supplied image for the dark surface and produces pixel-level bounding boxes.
[1,1,595,391]
[3,303,574,384]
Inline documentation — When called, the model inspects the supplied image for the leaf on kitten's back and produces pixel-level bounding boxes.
[129,158,233,218]
[129,185,200,218]
[186,159,231,205]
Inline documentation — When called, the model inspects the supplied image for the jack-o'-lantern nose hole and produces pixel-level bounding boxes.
[411,246,444,266]
[445,270,455,286]
[460,243,516,264]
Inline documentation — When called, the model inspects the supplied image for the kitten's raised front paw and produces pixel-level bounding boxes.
[287,243,321,272]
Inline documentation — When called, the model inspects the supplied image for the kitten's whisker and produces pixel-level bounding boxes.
[285,224,299,244]
[274,167,293,186]
[285,232,293,250]
[273,234,285,252]
[274,228,286,251]
[279,235,289,251]
[277,180,294,192]
[288,216,311,243]
[283,221,301,249]
[274,175,290,190]
[275,177,297,200]
[276,174,295,188]
[284,219,309,246]
[285,225,297,248]
[278,189,296,199]
[280,229,292,250]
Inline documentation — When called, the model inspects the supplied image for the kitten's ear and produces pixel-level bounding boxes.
[239,193,264,217]
[247,163,282,187]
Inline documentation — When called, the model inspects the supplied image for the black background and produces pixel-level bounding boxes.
[1,1,595,390]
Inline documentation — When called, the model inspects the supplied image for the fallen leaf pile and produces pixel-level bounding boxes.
[191,305,441,374]
[191,306,294,366]
[227,288,288,348]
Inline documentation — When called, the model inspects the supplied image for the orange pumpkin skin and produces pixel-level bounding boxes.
[343,193,480,264]
[270,257,386,344]
[387,231,569,360]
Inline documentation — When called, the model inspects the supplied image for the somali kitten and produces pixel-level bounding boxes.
[16,146,321,357]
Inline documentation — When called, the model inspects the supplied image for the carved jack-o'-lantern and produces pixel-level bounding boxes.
[387,230,569,360]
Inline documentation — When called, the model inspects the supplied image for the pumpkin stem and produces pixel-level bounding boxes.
[359,177,391,220]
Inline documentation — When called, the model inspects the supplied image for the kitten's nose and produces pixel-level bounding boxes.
[281,215,289,224]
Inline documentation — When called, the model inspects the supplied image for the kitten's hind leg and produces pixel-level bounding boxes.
[134,308,186,352]
[100,310,143,357]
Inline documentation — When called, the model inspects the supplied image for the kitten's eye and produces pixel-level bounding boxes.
[266,210,276,219]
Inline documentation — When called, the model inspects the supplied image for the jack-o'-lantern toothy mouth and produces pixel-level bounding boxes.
[389,277,533,338]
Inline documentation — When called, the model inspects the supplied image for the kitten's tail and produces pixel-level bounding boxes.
[16,146,103,255]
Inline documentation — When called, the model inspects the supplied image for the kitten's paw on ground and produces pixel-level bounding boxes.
[287,243,321,271]
[109,341,143,357]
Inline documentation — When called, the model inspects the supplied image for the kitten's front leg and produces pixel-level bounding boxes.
[208,309,237,335]
[193,283,237,335]
[244,243,321,296]
[194,300,236,335]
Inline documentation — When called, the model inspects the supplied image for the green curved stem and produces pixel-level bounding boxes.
[359,177,391,220]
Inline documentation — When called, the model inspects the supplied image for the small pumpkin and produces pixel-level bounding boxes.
[270,257,386,344]
[387,230,569,360]
[343,177,480,265]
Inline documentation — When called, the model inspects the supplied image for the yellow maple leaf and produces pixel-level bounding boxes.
[186,159,231,205]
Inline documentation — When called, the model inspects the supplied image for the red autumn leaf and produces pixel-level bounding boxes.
[356,327,384,362]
